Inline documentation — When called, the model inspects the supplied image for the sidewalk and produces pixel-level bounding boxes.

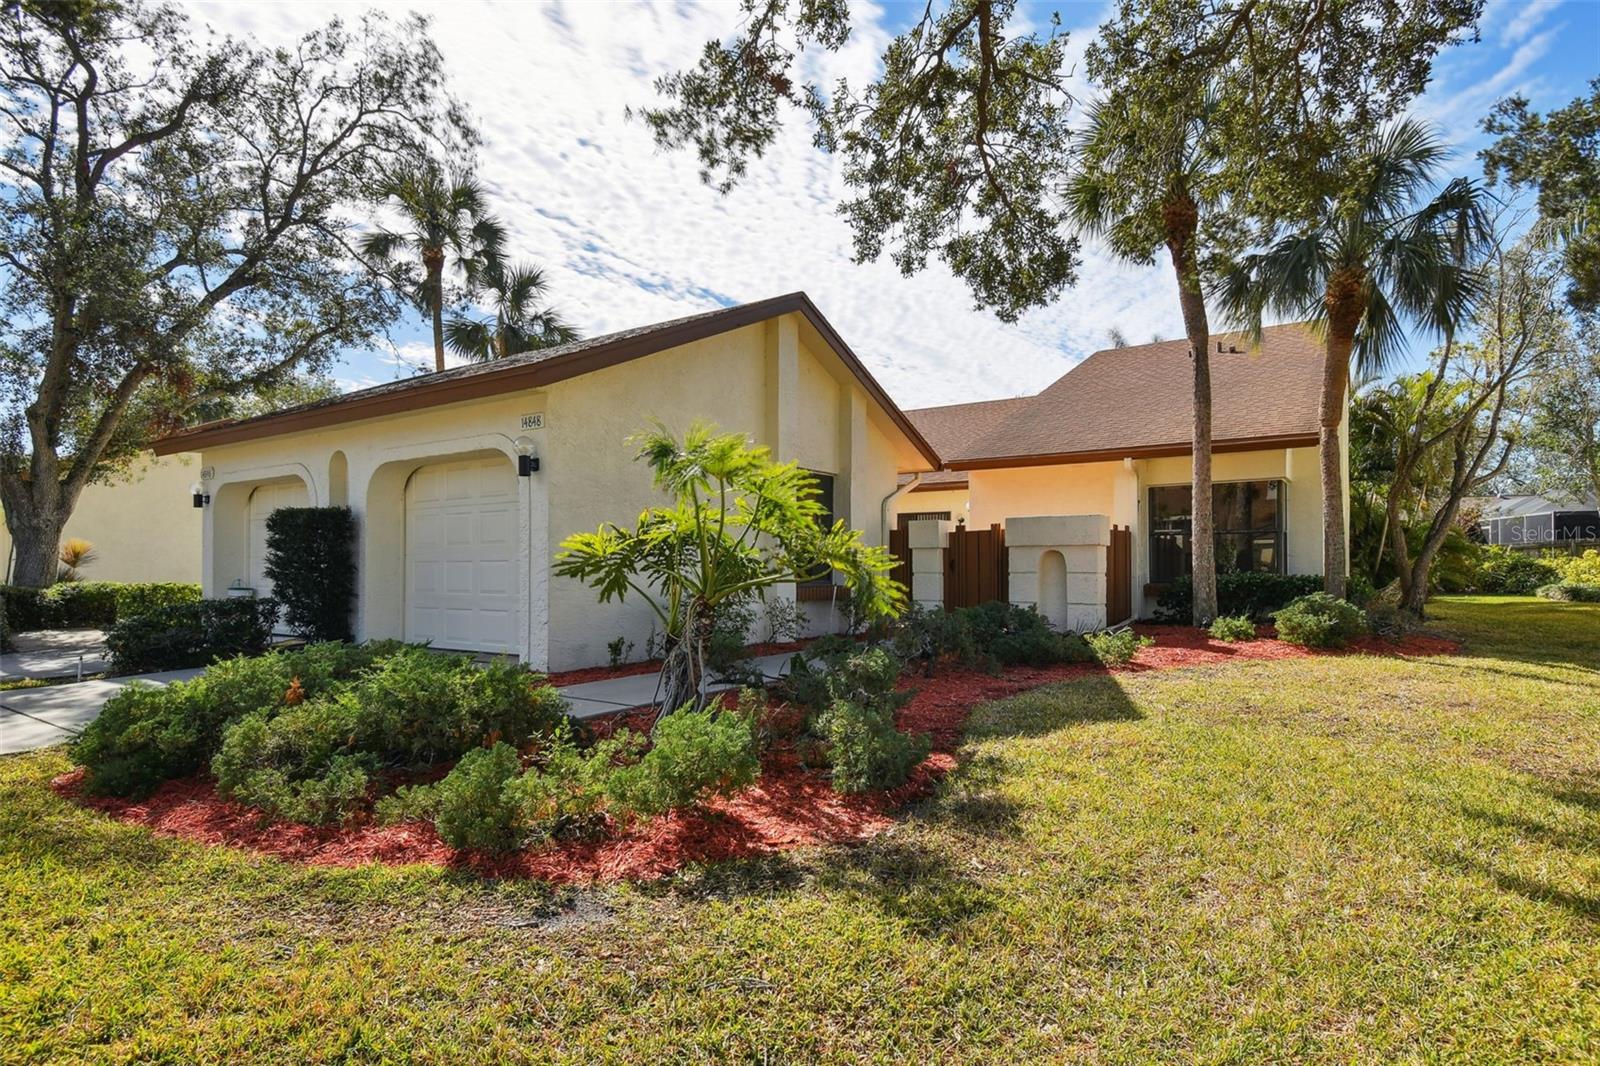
[1,629,110,680]
[559,651,797,719]
[0,668,203,755]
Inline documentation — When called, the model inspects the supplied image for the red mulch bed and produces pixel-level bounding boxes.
[53,626,1457,885]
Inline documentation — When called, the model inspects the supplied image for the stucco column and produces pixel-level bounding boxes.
[1006,514,1110,631]
[907,518,950,610]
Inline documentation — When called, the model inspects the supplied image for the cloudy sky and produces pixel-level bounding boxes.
[187,0,1599,410]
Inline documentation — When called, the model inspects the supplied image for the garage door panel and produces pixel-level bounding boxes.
[406,457,519,655]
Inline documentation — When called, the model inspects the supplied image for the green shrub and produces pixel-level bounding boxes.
[511,724,635,838]
[344,648,567,765]
[1548,549,1600,586]
[73,642,398,797]
[890,604,978,670]
[1154,572,1326,623]
[223,754,373,826]
[892,601,1092,670]
[1472,546,1559,595]
[210,694,368,821]
[1274,593,1367,648]
[817,698,931,794]
[105,597,279,674]
[0,580,201,631]
[607,705,760,817]
[1208,615,1257,642]
[1537,581,1600,603]
[1086,629,1153,665]
[426,743,527,851]
[263,507,357,642]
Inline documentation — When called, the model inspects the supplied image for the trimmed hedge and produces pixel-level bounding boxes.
[1,581,201,631]
[1154,572,1326,623]
[1274,593,1367,648]
[105,598,280,675]
[263,506,357,642]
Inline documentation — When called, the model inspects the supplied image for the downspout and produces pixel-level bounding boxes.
[879,473,925,544]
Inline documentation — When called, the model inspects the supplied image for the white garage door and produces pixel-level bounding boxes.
[405,457,519,655]
[246,480,311,599]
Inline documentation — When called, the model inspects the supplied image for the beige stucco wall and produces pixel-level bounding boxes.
[888,486,971,525]
[193,311,925,671]
[946,443,1341,618]
[0,453,202,585]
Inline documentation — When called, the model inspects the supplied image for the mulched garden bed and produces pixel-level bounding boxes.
[52,626,1457,885]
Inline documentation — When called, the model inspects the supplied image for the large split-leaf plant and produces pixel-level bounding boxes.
[555,422,904,720]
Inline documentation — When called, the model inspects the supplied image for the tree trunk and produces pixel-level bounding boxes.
[2,483,67,589]
[1163,187,1217,625]
[651,599,712,725]
[423,246,446,372]
[1320,270,1363,601]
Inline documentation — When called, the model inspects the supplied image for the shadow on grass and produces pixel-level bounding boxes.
[963,672,1144,742]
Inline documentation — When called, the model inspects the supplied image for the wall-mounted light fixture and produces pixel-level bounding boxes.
[513,436,540,477]
[190,482,211,508]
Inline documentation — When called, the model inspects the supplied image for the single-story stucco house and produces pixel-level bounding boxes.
[152,295,1344,669]
[887,324,1346,621]
[153,293,941,671]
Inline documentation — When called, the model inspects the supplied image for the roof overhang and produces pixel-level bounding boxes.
[152,292,942,469]
[943,432,1319,471]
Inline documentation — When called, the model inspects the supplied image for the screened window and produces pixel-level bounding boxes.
[800,472,836,586]
[1148,480,1285,584]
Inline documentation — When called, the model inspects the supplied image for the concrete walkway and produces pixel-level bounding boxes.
[0,648,806,755]
[1,629,110,680]
[559,652,798,719]
[0,668,204,755]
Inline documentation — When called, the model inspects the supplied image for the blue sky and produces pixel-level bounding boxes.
[188,0,1600,409]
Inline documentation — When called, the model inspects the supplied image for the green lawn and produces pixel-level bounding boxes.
[3,596,1598,1063]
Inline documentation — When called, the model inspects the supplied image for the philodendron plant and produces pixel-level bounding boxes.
[555,421,904,722]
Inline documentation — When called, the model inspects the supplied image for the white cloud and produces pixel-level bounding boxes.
[177,0,1587,408]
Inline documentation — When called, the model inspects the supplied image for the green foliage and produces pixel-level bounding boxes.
[1274,593,1368,648]
[1549,549,1600,586]
[1086,629,1154,666]
[890,601,1092,673]
[444,256,578,361]
[1537,582,1600,603]
[425,743,527,852]
[1208,615,1257,642]
[0,5,473,588]
[207,650,564,824]
[104,598,280,675]
[73,642,392,798]
[0,581,201,632]
[345,648,567,766]
[606,706,761,818]
[1482,78,1600,311]
[557,422,903,713]
[816,698,931,795]
[263,507,357,642]
[1155,572,1326,623]
[1472,546,1559,595]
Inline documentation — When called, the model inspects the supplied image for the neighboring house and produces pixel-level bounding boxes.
[0,453,202,585]
[1472,492,1600,546]
[153,293,941,671]
[891,324,1346,620]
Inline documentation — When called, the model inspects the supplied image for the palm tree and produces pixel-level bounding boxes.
[445,258,579,361]
[1213,119,1490,599]
[361,162,505,372]
[1066,92,1225,625]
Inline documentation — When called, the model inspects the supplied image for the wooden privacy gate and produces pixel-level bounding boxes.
[1106,524,1133,625]
[945,523,1008,609]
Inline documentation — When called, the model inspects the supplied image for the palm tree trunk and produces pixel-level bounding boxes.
[1320,273,1362,601]
[1164,187,1217,625]
[423,247,446,373]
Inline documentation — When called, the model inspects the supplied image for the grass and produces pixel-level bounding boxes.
[2,595,1598,1062]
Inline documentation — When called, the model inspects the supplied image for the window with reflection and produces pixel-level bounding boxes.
[1148,480,1284,583]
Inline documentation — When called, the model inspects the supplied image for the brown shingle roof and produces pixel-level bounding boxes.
[910,323,1324,468]
[152,292,941,467]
